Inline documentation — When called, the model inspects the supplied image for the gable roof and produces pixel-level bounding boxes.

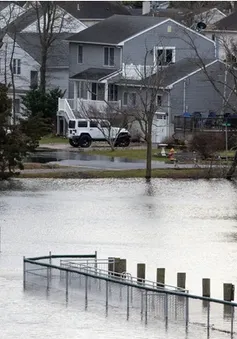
[56,1,131,20]
[214,10,237,31]
[12,32,71,67]
[67,15,168,44]
[7,7,39,33]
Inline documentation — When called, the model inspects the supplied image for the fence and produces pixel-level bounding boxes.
[174,116,237,132]
[23,253,237,338]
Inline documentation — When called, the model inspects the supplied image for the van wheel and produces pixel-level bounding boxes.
[69,139,80,147]
[79,135,92,148]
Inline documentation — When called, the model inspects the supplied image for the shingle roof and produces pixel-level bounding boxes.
[71,68,118,80]
[13,32,71,67]
[67,14,168,44]
[7,7,39,33]
[214,10,237,30]
[56,1,131,20]
[114,58,215,87]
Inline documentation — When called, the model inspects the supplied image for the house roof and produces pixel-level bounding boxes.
[7,7,39,33]
[71,68,118,81]
[214,10,237,31]
[56,1,131,20]
[67,15,168,44]
[12,32,71,67]
[114,58,215,88]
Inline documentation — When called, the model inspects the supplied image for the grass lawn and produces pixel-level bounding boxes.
[218,150,236,157]
[87,148,166,161]
[40,134,68,144]
[18,168,222,179]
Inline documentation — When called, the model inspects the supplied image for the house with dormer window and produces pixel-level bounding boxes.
[57,14,232,140]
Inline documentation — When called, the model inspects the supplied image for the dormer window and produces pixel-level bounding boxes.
[154,47,175,66]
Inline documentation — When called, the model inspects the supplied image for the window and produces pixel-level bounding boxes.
[30,71,38,88]
[78,45,83,63]
[90,120,98,128]
[104,47,115,66]
[13,59,21,74]
[69,120,76,128]
[78,120,88,128]
[108,84,118,101]
[156,47,175,65]
[91,82,97,100]
[123,92,136,106]
[123,92,128,106]
[157,95,162,106]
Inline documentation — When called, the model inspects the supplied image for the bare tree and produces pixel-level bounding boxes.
[121,53,168,180]
[76,83,132,151]
[179,28,237,179]
[29,1,66,93]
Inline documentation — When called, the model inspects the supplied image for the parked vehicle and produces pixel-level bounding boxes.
[68,119,131,148]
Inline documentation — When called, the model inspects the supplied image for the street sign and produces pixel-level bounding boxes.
[222,123,231,127]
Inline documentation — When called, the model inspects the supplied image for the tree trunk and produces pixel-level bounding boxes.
[145,118,152,180]
[40,51,47,94]
[226,150,237,180]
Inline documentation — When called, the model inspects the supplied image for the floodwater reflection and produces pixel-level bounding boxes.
[0,178,237,339]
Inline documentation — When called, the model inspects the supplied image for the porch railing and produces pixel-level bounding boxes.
[58,98,75,122]
[77,98,121,114]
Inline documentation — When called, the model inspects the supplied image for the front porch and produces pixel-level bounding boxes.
[72,80,121,114]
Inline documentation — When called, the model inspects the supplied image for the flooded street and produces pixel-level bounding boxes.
[0,178,237,338]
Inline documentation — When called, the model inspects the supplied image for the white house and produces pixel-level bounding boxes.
[203,11,237,61]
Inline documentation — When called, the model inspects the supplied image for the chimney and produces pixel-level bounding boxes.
[142,1,151,15]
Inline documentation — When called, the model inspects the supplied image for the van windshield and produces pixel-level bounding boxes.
[69,120,75,128]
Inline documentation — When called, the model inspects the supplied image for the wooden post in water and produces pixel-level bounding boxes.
[177,272,186,290]
[115,259,127,275]
[156,268,165,288]
[223,283,235,301]
[137,263,146,284]
[202,278,211,297]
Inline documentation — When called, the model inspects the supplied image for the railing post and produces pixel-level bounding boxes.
[47,266,50,291]
[23,256,26,289]
[207,300,210,337]
[95,251,97,275]
[127,285,130,320]
[145,290,148,325]
[185,295,189,331]
[231,305,234,337]
[85,275,88,310]
[141,291,144,321]
[106,280,109,316]
[165,293,168,330]
[65,270,69,302]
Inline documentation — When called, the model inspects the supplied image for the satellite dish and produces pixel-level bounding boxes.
[197,22,207,30]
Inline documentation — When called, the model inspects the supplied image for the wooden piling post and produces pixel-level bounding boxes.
[156,268,165,287]
[115,259,127,275]
[202,278,211,297]
[223,283,235,301]
[137,263,146,284]
[177,272,186,290]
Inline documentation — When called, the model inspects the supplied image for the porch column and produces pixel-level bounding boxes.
[73,81,78,110]
[56,116,60,135]
[63,118,66,136]
[104,82,108,102]
[87,82,91,100]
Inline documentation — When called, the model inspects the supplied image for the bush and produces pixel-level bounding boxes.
[189,132,225,159]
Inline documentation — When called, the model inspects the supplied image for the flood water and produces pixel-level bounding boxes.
[1,178,237,338]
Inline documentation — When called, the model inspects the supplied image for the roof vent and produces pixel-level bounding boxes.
[77,3,80,10]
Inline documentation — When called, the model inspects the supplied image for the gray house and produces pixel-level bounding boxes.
[57,14,229,140]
